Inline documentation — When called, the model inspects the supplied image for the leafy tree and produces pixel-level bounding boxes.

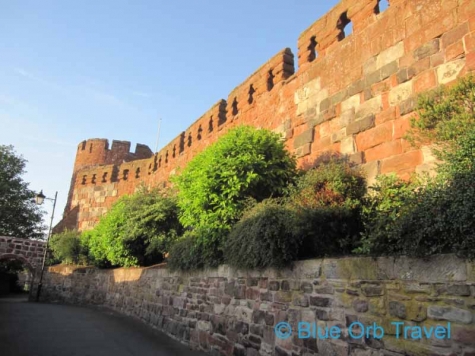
[49,229,88,265]
[84,187,182,267]
[173,126,297,236]
[0,145,44,239]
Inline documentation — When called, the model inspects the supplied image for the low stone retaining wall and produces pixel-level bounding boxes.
[38,255,475,355]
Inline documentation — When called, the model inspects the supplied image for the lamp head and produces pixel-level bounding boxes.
[35,190,46,205]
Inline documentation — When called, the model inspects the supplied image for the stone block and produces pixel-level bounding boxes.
[445,40,465,61]
[340,136,357,154]
[362,285,384,297]
[300,282,313,294]
[399,97,416,115]
[319,97,331,113]
[389,301,406,319]
[436,58,466,84]
[414,70,437,93]
[330,90,348,106]
[348,79,365,97]
[365,69,382,88]
[363,56,377,75]
[331,128,346,143]
[396,68,410,84]
[355,122,393,152]
[309,296,332,307]
[445,284,471,296]
[389,81,413,106]
[408,304,427,322]
[413,39,440,61]
[341,95,360,113]
[364,140,402,162]
[381,61,399,80]
[346,115,376,136]
[295,143,311,158]
[292,294,309,307]
[293,129,314,149]
[348,152,363,165]
[392,255,467,283]
[428,306,472,324]
[353,299,369,313]
[376,41,405,69]
[361,161,381,186]
[355,96,382,120]
[441,23,469,49]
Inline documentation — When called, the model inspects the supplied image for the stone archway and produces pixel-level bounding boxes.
[0,237,46,296]
[0,236,46,270]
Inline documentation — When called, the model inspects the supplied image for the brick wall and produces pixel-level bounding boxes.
[57,0,475,232]
[0,236,46,271]
[39,255,475,356]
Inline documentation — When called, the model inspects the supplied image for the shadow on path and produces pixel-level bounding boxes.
[0,299,206,356]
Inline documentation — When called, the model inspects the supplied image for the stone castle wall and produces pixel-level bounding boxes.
[57,0,475,231]
[39,255,475,355]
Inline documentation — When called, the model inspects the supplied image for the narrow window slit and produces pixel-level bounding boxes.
[209,117,214,133]
[179,132,185,153]
[248,84,256,104]
[267,70,275,91]
[308,36,317,62]
[197,125,203,140]
[232,97,238,116]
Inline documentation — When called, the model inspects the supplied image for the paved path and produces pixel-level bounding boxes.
[0,296,205,356]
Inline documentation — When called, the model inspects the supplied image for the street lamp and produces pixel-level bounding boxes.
[34,190,58,302]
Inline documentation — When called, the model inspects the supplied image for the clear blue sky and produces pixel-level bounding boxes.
[0,0,340,229]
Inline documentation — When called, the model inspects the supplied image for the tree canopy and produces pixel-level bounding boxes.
[0,145,44,239]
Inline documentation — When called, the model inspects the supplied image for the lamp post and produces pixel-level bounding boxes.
[34,190,58,302]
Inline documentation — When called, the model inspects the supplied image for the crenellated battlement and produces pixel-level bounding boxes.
[74,138,153,172]
[56,0,475,233]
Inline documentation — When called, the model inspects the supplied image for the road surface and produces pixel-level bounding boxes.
[0,295,205,356]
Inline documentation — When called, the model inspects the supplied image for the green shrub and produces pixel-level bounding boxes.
[173,126,297,234]
[49,229,88,265]
[408,74,475,146]
[288,158,366,258]
[438,126,475,178]
[296,206,363,259]
[167,231,223,271]
[360,75,475,258]
[391,168,475,259]
[355,174,418,255]
[225,199,301,269]
[359,170,475,259]
[84,187,182,267]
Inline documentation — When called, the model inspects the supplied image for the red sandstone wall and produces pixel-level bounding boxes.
[57,0,475,232]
